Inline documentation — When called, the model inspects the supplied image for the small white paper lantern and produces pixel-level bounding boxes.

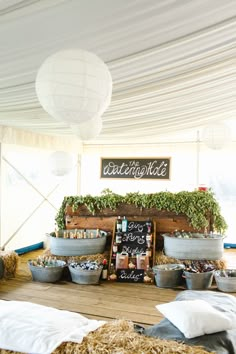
[49,151,73,176]
[202,123,231,150]
[71,115,102,140]
[35,49,112,124]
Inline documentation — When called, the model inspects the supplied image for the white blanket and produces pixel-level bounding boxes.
[0,300,106,354]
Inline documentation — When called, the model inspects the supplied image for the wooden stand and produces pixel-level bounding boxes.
[108,219,156,283]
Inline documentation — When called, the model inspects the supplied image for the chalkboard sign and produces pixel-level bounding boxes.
[121,221,149,255]
[116,269,144,283]
[100,158,170,179]
[109,219,156,283]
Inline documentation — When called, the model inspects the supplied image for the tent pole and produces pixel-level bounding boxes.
[0,143,2,249]
[77,154,81,195]
[196,130,200,188]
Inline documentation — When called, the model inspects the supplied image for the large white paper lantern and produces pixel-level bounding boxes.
[202,122,231,150]
[48,151,74,176]
[35,49,112,124]
[71,115,102,140]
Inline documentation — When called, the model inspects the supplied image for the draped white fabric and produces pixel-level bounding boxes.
[0,0,235,146]
[0,126,82,151]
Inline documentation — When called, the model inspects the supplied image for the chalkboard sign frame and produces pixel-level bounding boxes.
[109,219,156,284]
[100,157,171,180]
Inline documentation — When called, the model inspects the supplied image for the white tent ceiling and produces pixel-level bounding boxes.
[0,0,235,145]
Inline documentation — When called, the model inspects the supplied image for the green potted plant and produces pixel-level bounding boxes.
[55,189,227,234]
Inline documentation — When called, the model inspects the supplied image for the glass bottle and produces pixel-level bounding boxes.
[121,216,128,232]
[115,232,122,244]
[146,233,151,243]
[108,263,117,281]
[116,216,122,232]
[112,242,118,257]
[101,259,108,280]
[146,218,152,234]
[146,239,151,248]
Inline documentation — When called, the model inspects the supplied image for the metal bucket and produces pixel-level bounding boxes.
[214,269,236,293]
[152,264,185,288]
[162,234,224,260]
[69,265,102,285]
[48,230,107,256]
[28,260,66,283]
[184,270,214,290]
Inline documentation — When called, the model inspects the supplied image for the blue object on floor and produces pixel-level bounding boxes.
[224,243,236,249]
[15,242,44,255]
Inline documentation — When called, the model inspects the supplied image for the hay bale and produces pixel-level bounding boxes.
[156,251,227,270]
[42,248,108,264]
[0,251,19,279]
[53,319,214,354]
[0,320,214,354]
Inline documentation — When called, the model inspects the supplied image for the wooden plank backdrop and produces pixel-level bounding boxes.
[64,205,210,250]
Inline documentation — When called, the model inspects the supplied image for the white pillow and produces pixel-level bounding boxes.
[156,299,233,339]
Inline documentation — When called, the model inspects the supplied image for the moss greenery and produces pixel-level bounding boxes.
[55,188,227,234]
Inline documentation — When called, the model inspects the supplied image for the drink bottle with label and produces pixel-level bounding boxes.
[101,259,108,280]
[122,216,128,232]
[116,216,122,232]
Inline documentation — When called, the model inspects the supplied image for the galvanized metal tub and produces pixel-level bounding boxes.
[48,229,107,256]
[214,269,236,293]
[28,260,66,283]
[162,233,224,260]
[152,264,185,288]
[184,270,214,290]
[69,265,102,284]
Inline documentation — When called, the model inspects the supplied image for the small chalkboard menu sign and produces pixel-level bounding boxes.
[116,269,144,283]
[121,221,148,255]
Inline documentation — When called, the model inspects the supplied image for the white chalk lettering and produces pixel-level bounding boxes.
[122,232,146,244]
[128,222,145,232]
[122,245,146,254]
[119,270,143,282]
[102,159,169,179]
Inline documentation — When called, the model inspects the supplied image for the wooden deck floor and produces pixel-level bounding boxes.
[0,249,235,327]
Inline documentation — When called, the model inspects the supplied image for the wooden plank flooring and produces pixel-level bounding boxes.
[0,249,235,327]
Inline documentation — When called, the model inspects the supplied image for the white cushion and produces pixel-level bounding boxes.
[156,299,233,339]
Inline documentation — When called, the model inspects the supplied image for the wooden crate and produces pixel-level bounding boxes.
[64,204,209,252]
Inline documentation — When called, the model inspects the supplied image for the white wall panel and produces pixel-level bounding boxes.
[81,143,198,195]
